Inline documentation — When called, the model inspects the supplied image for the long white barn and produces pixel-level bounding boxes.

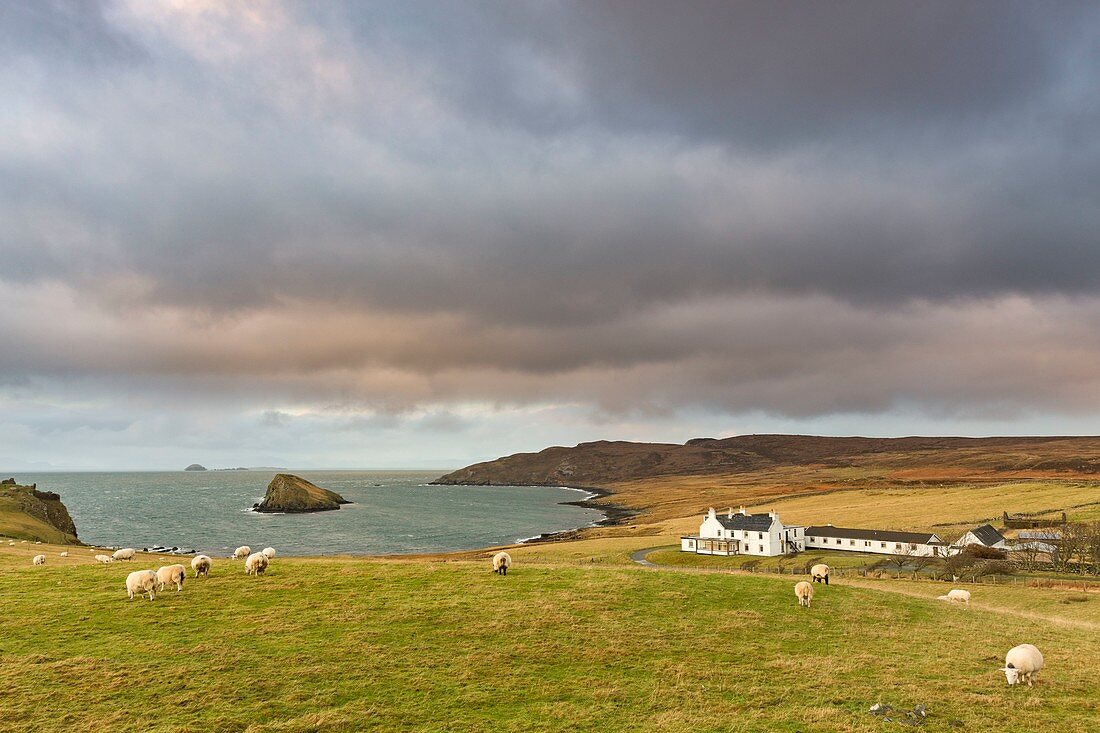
[681,507,804,557]
[804,525,946,557]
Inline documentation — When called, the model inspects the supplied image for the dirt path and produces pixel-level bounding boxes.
[629,547,1100,632]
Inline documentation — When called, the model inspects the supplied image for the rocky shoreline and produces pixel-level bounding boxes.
[518,485,636,544]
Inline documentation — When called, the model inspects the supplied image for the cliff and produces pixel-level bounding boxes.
[254,473,350,513]
[0,478,80,544]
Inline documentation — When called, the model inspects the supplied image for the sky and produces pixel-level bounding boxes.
[2,1,1100,470]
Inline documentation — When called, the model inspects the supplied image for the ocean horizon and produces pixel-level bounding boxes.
[7,470,604,556]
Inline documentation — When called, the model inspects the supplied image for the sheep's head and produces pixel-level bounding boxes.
[1001,665,1020,685]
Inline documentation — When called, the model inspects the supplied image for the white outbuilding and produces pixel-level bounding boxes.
[805,525,946,557]
[952,523,1007,552]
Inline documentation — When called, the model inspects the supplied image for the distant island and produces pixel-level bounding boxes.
[254,473,350,513]
[184,464,207,471]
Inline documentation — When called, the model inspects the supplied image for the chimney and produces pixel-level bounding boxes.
[768,511,776,519]
[727,507,733,518]
[707,507,716,520]
[739,505,747,515]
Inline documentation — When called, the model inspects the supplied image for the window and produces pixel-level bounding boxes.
[895,543,902,550]
[880,542,886,548]
[758,545,764,553]
[758,532,764,540]
[864,541,870,547]
[849,540,855,546]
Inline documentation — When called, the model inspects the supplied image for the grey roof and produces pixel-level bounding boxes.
[968,524,1006,546]
[716,513,775,531]
[805,525,937,544]
[1019,530,1062,540]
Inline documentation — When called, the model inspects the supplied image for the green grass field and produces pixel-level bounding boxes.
[2,546,1098,732]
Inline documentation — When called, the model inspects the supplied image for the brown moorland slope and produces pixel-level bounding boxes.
[434,435,1100,528]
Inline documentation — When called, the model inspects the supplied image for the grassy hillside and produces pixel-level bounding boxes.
[0,483,80,545]
[436,436,1100,533]
[1,543,1098,732]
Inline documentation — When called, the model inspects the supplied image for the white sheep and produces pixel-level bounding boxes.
[59,551,69,558]
[113,548,136,562]
[95,554,114,564]
[191,554,212,578]
[233,545,251,560]
[245,552,269,576]
[936,589,971,606]
[156,564,187,592]
[810,563,830,585]
[794,580,814,607]
[1001,644,1044,686]
[262,547,276,559]
[126,569,158,601]
[492,551,512,575]
[32,554,46,566]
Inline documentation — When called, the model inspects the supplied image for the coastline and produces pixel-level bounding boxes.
[516,484,638,545]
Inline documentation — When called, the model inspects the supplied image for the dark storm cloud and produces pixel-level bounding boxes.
[1,0,1100,441]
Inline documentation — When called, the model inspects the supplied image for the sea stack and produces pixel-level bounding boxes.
[254,473,350,513]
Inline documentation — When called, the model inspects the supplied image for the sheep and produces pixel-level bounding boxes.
[936,589,971,606]
[492,551,512,575]
[810,563,830,585]
[32,554,46,566]
[126,570,158,601]
[191,554,212,578]
[794,580,814,607]
[233,545,251,560]
[113,548,136,562]
[94,554,114,564]
[1001,644,1044,687]
[262,547,276,559]
[59,551,69,558]
[244,552,269,576]
[156,564,187,592]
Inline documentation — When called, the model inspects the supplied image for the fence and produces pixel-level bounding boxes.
[741,563,1100,591]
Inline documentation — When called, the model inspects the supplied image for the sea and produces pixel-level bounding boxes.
[9,470,605,556]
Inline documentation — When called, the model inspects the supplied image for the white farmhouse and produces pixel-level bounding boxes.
[805,525,946,557]
[681,507,804,557]
[951,523,1007,552]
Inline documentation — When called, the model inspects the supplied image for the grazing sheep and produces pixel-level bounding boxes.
[492,551,512,575]
[32,554,46,566]
[1001,644,1044,686]
[95,554,114,564]
[113,548,136,562]
[794,580,814,607]
[244,552,269,576]
[810,563,830,585]
[233,546,251,560]
[191,554,212,578]
[262,547,276,559]
[126,570,158,601]
[156,564,187,592]
[936,589,971,606]
[59,551,68,558]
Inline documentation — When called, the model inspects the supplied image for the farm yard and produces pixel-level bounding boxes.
[2,541,1099,732]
